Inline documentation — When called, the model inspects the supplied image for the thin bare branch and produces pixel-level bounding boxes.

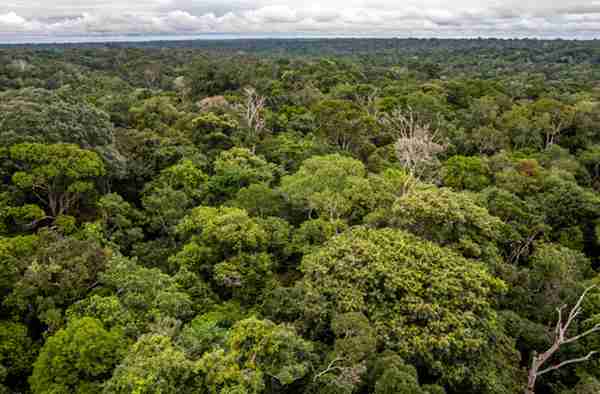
[314,357,346,382]
[379,107,446,178]
[563,324,600,345]
[526,285,600,394]
[537,351,598,376]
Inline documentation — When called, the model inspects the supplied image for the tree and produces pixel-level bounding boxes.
[6,231,110,331]
[259,132,325,173]
[578,145,600,190]
[9,143,105,218]
[480,187,548,264]
[228,184,287,218]
[206,148,278,204]
[172,206,275,303]
[442,155,491,191]
[369,352,444,394]
[0,234,38,299]
[0,191,46,234]
[99,255,195,328]
[104,334,196,394]
[526,286,600,394]
[0,321,36,391]
[379,108,446,178]
[312,99,377,158]
[197,317,316,393]
[0,88,115,148]
[96,193,144,252]
[141,159,207,235]
[312,313,376,393]
[29,317,126,394]
[236,87,268,151]
[280,154,370,221]
[530,98,574,149]
[187,112,237,156]
[300,227,515,389]
[128,96,180,132]
[533,172,600,230]
[389,187,507,264]
[176,302,245,359]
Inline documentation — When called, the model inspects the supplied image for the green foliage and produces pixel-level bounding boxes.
[0,321,36,389]
[280,154,369,221]
[173,206,276,303]
[312,99,377,158]
[97,193,144,251]
[6,231,110,331]
[331,313,376,363]
[188,112,238,155]
[228,184,287,218]
[533,172,600,229]
[290,218,348,255]
[176,302,245,359]
[9,143,105,217]
[206,148,278,203]
[5,41,600,394]
[390,187,506,262]
[30,317,126,394]
[370,353,437,394]
[197,317,315,392]
[259,132,325,172]
[507,243,591,323]
[0,234,38,298]
[0,192,45,234]
[129,96,181,131]
[141,158,207,236]
[0,88,115,147]
[100,255,195,328]
[480,187,548,262]
[174,206,269,264]
[300,227,510,386]
[442,155,491,191]
[67,295,135,332]
[104,334,196,394]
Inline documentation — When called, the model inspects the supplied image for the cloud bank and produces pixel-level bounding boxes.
[3,0,600,39]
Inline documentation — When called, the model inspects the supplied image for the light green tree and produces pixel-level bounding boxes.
[300,227,518,390]
[9,143,105,218]
[30,317,127,394]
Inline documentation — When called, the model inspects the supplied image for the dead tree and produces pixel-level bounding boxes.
[526,285,600,394]
[379,108,446,178]
[239,87,266,152]
[355,87,380,117]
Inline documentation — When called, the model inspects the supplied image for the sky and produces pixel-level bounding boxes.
[3,0,600,41]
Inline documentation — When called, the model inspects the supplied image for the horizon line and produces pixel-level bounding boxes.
[2,32,600,45]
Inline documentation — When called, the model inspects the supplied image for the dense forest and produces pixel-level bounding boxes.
[2,38,600,394]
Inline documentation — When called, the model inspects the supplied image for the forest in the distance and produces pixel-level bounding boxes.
[2,38,600,394]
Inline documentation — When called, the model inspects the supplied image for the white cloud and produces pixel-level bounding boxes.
[3,1,600,39]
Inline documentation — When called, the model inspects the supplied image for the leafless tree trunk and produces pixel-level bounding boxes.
[379,108,446,179]
[526,285,600,394]
[355,88,380,117]
[143,64,161,89]
[239,87,266,153]
[544,122,563,150]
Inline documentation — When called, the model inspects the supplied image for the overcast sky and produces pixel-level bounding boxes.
[2,0,600,40]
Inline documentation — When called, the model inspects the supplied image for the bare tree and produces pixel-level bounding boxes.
[143,64,161,89]
[526,285,600,394]
[355,87,380,117]
[379,108,446,178]
[238,87,267,152]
